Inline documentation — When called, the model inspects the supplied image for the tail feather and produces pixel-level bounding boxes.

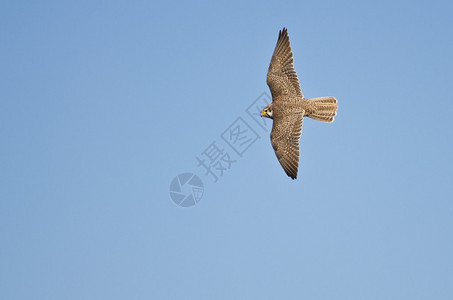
[308,97,338,123]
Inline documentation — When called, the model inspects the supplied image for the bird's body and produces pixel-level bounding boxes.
[261,28,338,179]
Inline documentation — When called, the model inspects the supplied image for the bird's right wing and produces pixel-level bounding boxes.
[270,110,304,179]
[266,28,303,98]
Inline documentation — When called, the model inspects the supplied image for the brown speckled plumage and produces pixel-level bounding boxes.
[261,28,338,179]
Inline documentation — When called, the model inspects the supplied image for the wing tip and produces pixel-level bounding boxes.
[279,27,288,39]
[284,165,298,180]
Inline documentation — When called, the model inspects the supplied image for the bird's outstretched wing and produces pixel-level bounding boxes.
[270,110,304,179]
[266,28,303,98]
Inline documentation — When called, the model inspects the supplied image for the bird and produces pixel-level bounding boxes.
[261,28,338,179]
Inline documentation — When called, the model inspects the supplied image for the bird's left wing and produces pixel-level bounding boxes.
[266,28,303,98]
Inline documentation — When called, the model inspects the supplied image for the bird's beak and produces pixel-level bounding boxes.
[260,111,266,117]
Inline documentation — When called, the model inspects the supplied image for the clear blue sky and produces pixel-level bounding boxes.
[1,0,452,299]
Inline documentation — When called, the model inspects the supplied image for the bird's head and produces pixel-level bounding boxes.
[260,104,274,119]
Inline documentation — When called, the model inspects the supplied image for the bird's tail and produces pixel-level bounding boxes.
[307,97,338,123]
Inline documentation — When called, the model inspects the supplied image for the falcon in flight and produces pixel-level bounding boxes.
[261,28,338,179]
